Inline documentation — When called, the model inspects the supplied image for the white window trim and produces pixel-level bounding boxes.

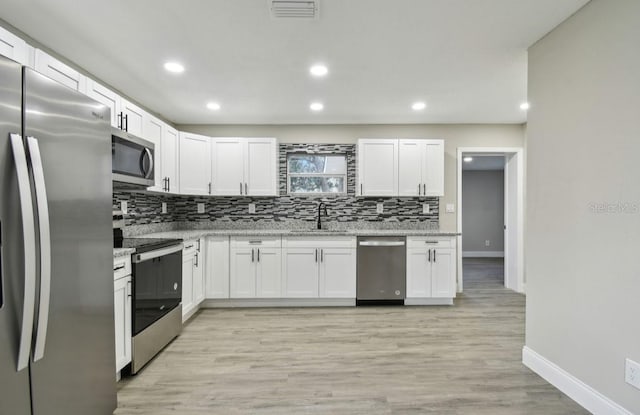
[286,153,348,195]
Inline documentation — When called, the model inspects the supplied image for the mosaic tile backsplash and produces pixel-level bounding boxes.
[113,144,439,227]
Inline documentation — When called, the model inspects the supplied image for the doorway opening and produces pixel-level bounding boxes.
[456,147,524,294]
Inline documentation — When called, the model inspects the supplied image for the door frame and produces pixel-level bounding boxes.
[456,147,524,293]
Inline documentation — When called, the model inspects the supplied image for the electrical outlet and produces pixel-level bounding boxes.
[626,358,640,390]
[248,203,256,214]
[446,203,455,213]
[120,201,127,215]
[161,202,167,214]
[485,240,491,247]
[423,204,430,214]
[197,203,205,214]
[376,203,384,214]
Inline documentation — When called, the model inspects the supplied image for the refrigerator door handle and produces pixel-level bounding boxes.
[9,134,37,372]
[27,137,52,362]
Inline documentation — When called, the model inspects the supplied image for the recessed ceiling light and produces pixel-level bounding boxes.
[164,61,185,73]
[412,102,426,111]
[520,102,530,110]
[206,102,221,111]
[310,102,324,111]
[463,156,473,162]
[310,64,328,77]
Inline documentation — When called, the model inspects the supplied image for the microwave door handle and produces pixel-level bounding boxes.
[27,137,52,362]
[140,148,154,179]
[10,134,37,372]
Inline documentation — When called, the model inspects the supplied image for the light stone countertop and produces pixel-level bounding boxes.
[136,229,460,241]
[113,247,135,258]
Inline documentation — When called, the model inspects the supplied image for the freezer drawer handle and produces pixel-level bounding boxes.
[10,134,36,372]
[358,241,405,247]
[28,137,52,362]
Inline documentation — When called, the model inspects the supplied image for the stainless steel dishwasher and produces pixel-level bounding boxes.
[356,236,406,305]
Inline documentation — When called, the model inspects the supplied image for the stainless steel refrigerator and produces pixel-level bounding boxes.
[0,55,117,414]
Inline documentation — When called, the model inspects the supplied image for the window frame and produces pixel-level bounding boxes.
[286,153,348,195]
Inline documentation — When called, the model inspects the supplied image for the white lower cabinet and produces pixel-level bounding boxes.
[113,257,132,374]
[406,237,456,299]
[283,237,356,299]
[205,236,230,298]
[230,237,282,298]
[182,238,205,321]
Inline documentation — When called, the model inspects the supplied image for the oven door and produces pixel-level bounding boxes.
[131,246,182,335]
[112,131,155,187]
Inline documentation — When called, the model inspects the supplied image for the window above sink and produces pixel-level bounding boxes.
[287,154,347,195]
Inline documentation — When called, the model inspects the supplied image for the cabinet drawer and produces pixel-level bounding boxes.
[407,237,455,249]
[113,257,132,280]
[231,236,281,249]
[182,238,201,255]
[283,237,356,249]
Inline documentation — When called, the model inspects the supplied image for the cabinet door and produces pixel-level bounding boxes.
[245,138,278,196]
[193,250,205,305]
[179,132,212,195]
[182,254,195,318]
[358,139,398,196]
[398,140,423,196]
[34,49,86,92]
[85,80,120,129]
[144,116,164,191]
[255,248,282,298]
[319,248,356,298]
[283,248,319,298]
[230,248,256,298]
[0,26,28,64]
[120,99,144,136]
[162,126,179,193]
[406,249,431,298]
[211,138,244,195]
[205,237,230,299]
[423,140,444,196]
[431,248,455,298]
[113,276,131,372]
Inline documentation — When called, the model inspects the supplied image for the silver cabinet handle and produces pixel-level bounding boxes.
[257,248,260,262]
[360,183,363,195]
[28,137,51,362]
[423,184,426,195]
[127,280,132,298]
[418,184,421,196]
[358,241,405,247]
[197,239,201,251]
[245,183,248,195]
[168,177,171,192]
[194,252,199,267]
[315,249,318,263]
[249,241,263,245]
[428,249,431,262]
[424,241,438,244]
[251,248,255,262]
[114,264,126,271]
[10,134,36,372]
[321,249,323,262]
[240,182,243,195]
[208,182,212,194]
[433,249,436,263]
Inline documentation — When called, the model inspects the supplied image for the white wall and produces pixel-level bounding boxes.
[462,170,504,254]
[526,0,640,412]
[178,124,525,232]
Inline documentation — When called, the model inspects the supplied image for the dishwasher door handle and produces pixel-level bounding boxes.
[358,241,405,247]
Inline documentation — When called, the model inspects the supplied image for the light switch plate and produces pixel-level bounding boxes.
[248,203,256,214]
[423,204,430,214]
[376,203,384,214]
[120,201,128,215]
[485,240,491,247]
[161,202,167,214]
[626,358,640,390]
[197,203,205,214]
[446,203,455,213]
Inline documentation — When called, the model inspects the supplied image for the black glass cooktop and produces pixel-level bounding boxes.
[118,238,183,253]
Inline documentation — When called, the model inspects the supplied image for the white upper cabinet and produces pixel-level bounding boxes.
[245,138,278,196]
[179,132,212,195]
[120,99,144,137]
[162,126,179,193]
[211,138,244,196]
[85,80,120,128]
[0,26,28,64]
[208,137,278,196]
[34,49,86,92]
[357,139,398,196]
[143,115,164,191]
[398,139,445,197]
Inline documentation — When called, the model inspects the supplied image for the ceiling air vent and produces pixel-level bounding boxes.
[270,0,319,19]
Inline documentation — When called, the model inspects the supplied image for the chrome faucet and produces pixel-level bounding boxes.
[317,202,328,230]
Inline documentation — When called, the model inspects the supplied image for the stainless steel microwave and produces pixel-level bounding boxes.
[112,128,155,188]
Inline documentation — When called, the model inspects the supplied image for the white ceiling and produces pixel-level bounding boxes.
[0,0,589,125]
[462,155,505,171]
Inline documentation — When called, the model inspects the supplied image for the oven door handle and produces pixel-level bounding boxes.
[132,244,183,263]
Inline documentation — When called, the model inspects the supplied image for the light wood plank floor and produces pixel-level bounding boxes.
[115,258,589,414]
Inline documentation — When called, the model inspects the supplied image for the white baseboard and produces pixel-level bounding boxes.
[522,346,633,415]
[202,298,356,308]
[404,298,453,306]
[463,251,504,258]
